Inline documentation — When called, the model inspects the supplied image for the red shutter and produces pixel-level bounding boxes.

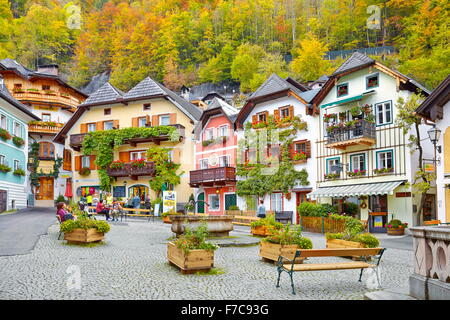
[152,115,159,126]
[274,109,280,122]
[119,152,130,163]
[146,115,151,126]
[80,124,87,133]
[289,105,294,119]
[75,156,81,171]
[252,115,257,124]
[132,118,138,127]
[90,155,96,170]
[169,113,177,125]
[96,121,104,131]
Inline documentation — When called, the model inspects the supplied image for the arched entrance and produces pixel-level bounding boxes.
[197,192,205,213]
[128,185,149,201]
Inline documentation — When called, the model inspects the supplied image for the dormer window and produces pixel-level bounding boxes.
[337,83,348,97]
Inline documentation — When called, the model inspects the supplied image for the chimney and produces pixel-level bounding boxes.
[37,64,59,76]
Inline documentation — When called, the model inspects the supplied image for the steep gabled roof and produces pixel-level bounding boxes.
[194,97,238,138]
[416,75,450,121]
[249,74,305,100]
[80,82,124,106]
[205,97,239,117]
[332,52,375,76]
[122,77,166,100]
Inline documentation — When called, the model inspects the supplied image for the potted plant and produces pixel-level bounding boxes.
[350,106,362,117]
[130,158,145,168]
[0,163,11,173]
[79,167,91,176]
[0,128,11,141]
[291,151,307,163]
[161,209,178,223]
[373,167,394,175]
[13,168,25,176]
[324,173,340,180]
[323,113,337,123]
[362,104,372,115]
[109,160,125,170]
[12,136,25,147]
[347,169,367,177]
[202,139,214,147]
[167,223,219,273]
[27,88,41,94]
[365,113,375,123]
[259,224,312,263]
[60,218,110,244]
[250,214,283,236]
[386,219,408,236]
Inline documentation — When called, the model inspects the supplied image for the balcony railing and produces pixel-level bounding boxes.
[106,161,155,180]
[69,124,185,151]
[189,166,236,187]
[28,122,64,135]
[326,120,376,149]
[12,91,82,108]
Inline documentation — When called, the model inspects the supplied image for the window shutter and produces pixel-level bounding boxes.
[146,115,151,126]
[152,115,159,126]
[80,123,87,133]
[289,105,294,118]
[305,140,311,158]
[113,120,119,129]
[170,113,177,125]
[264,111,269,120]
[252,115,257,124]
[172,149,180,163]
[132,117,138,127]
[75,156,81,171]
[119,152,130,163]
[96,121,104,131]
[90,155,96,170]
[274,109,280,121]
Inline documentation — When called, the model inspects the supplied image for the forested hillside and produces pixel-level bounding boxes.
[1,0,448,93]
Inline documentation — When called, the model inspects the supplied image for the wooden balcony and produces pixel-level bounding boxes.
[12,91,82,108]
[189,166,236,187]
[106,162,155,180]
[326,120,376,150]
[69,124,185,151]
[28,122,64,135]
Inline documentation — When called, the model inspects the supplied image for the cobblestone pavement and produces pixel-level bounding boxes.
[0,220,413,300]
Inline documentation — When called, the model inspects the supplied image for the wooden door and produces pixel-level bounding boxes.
[38,177,54,200]
[0,190,7,212]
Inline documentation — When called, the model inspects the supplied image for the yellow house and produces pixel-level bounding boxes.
[54,77,202,208]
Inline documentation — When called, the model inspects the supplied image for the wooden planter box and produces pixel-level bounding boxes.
[387,227,405,236]
[162,216,172,224]
[259,241,304,264]
[251,225,272,236]
[167,242,214,274]
[64,228,105,244]
[326,238,365,259]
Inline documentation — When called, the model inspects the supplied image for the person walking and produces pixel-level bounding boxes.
[256,199,266,218]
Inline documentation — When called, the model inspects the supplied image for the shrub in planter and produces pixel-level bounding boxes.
[13,168,25,176]
[0,128,11,140]
[386,219,408,235]
[60,218,110,244]
[12,136,25,147]
[0,164,11,173]
[79,167,91,176]
[173,223,219,254]
[352,233,380,248]
[250,214,283,236]
[130,158,145,168]
[228,205,240,210]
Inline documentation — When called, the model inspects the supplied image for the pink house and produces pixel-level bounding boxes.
[189,98,239,214]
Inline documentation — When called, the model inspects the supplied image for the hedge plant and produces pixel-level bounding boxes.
[60,218,110,234]
[250,214,283,230]
[174,223,219,254]
[263,224,312,249]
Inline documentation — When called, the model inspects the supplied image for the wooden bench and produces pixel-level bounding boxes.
[232,215,260,226]
[275,211,293,224]
[87,206,154,222]
[275,247,386,294]
[424,219,441,226]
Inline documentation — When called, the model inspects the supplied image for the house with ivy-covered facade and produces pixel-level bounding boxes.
[54,77,201,209]
[308,52,434,230]
[234,74,320,224]
[0,83,40,212]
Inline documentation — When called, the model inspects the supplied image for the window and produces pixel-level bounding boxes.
[87,123,96,132]
[14,83,22,89]
[41,113,51,122]
[366,74,379,89]
[138,117,147,128]
[350,153,366,172]
[377,150,393,169]
[280,106,290,119]
[39,142,55,158]
[63,149,72,171]
[375,101,392,125]
[326,157,340,174]
[104,121,114,130]
[167,150,174,162]
[0,155,5,165]
[104,108,111,115]
[143,104,151,111]
[219,155,230,167]
[337,83,348,97]
[159,115,171,126]
[130,151,146,161]
[0,114,6,129]
[13,160,20,171]
[42,85,50,91]
[218,125,229,137]
[81,156,90,168]
[268,144,280,159]
[271,193,283,212]
[204,128,215,140]
[257,112,267,123]
[13,122,22,138]
[208,194,220,211]
[199,159,209,169]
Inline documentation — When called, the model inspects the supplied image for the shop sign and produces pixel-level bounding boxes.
[163,191,176,213]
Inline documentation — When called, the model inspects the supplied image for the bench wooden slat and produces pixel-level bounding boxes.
[285,261,373,271]
[295,248,382,258]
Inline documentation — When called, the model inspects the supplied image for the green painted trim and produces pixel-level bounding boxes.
[326,156,341,174]
[321,94,363,109]
[375,100,393,126]
[375,149,394,170]
[366,73,379,90]
[336,82,349,98]
[349,153,366,172]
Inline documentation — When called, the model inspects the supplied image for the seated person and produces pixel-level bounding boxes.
[56,202,75,222]
[96,200,111,221]
[110,201,123,222]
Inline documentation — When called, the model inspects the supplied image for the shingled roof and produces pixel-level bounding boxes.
[249,74,306,100]
[123,77,166,100]
[0,84,40,120]
[80,82,124,106]
[332,52,375,75]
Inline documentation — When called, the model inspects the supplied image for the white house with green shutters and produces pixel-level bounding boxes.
[0,83,39,211]
[308,52,435,230]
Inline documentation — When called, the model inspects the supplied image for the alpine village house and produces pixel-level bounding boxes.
[308,52,434,231]
[54,77,201,209]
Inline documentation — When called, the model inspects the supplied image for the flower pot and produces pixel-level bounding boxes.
[64,228,105,244]
[251,225,272,236]
[259,241,304,264]
[387,227,405,236]
[167,242,214,274]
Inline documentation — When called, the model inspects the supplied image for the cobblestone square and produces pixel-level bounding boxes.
[0,218,413,300]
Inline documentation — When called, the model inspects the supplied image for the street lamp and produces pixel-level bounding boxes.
[427,125,442,165]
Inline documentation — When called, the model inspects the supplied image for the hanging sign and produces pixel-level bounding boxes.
[424,163,435,172]
[163,191,176,213]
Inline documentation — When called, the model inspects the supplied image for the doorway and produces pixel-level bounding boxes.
[37,177,54,200]
[197,192,205,213]
[224,193,237,210]
[128,185,149,201]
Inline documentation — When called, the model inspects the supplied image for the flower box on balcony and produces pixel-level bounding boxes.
[27,89,41,94]
[347,170,367,178]
[324,173,340,180]
[43,90,57,95]
[0,128,11,141]
[79,167,91,176]
[109,160,125,170]
[373,167,394,175]
[12,136,25,147]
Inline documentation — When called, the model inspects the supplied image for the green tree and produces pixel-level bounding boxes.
[147,146,182,199]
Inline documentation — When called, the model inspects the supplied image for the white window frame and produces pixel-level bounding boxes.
[138,117,147,128]
[41,113,51,122]
[81,156,90,168]
[271,193,283,212]
[327,158,341,174]
[87,123,96,132]
[375,101,393,126]
[13,160,20,171]
[219,155,230,167]
[130,151,146,161]
[0,114,6,130]
[204,128,215,140]
[159,115,171,126]
[104,121,114,130]
[0,154,5,165]
[199,159,209,169]
[350,153,366,172]
[13,121,22,138]
[218,125,229,137]
[208,193,220,211]
[377,150,393,169]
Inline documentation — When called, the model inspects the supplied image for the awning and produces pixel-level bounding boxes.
[308,180,405,199]
[321,90,375,108]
